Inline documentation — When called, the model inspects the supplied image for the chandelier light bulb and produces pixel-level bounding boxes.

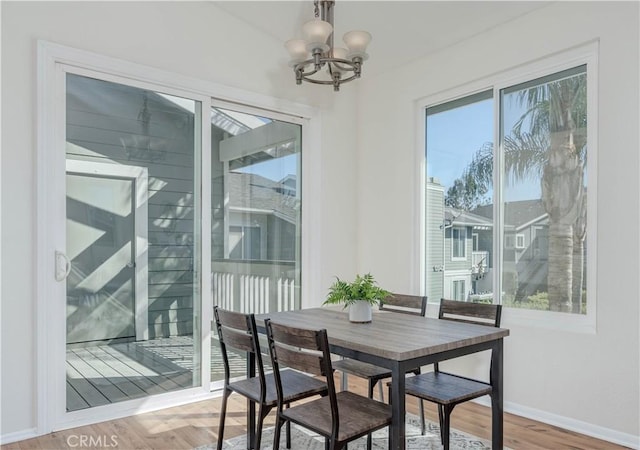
[302,18,333,52]
[343,30,372,59]
[329,47,350,74]
[285,39,309,65]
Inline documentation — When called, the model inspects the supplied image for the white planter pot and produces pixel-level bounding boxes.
[349,301,373,323]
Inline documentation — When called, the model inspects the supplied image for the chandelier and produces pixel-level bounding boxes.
[285,0,372,91]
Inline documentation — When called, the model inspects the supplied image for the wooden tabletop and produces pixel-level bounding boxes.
[255,307,509,362]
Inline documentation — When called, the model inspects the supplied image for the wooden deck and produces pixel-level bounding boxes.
[66,336,249,411]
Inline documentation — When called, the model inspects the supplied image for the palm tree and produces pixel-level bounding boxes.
[463,71,587,312]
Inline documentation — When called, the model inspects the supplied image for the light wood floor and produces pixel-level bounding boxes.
[3,376,629,450]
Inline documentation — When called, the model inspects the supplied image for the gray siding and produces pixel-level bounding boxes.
[425,182,444,301]
[66,74,196,340]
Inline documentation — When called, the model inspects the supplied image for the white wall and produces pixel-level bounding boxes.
[356,1,639,444]
[0,1,358,438]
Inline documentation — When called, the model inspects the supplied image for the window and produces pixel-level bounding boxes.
[425,51,593,319]
[229,225,261,260]
[451,227,467,259]
[501,65,588,315]
[504,234,515,249]
[452,280,466,301]
[425,90,493,303]
[515,234,525,249]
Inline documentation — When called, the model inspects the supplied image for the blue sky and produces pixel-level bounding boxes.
[426,96,541,204]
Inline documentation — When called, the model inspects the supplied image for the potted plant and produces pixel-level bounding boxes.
[323,273,390,323]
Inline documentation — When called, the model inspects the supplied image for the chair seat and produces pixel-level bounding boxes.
[283,391,392,442]
[229,369,327,406]
[404,371,492,405]
[332,359,392,381]
[333,358,421,382]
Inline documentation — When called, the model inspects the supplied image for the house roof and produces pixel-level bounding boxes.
[473,199,548,230]
[445,208,493,229]
[227,172,298,224]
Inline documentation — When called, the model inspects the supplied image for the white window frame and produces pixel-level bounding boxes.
[417,41,598,333]
[36,41,321,435]
[515,234,525,250]
[451,226,467,260]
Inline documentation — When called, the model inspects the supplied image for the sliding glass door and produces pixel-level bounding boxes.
[210,103,303,382]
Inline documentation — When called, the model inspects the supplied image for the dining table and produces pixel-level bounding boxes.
[252,306,509,450]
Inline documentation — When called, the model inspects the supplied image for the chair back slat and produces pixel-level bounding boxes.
[270,344,326,377]
[267,321,321,349]
[438,299,502,327]
[380,293,427,316]
[216,307,250,331]
[219,326,256,354]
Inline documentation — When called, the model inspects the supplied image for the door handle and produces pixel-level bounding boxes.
[55,251,71,282]
[126,261,136,268]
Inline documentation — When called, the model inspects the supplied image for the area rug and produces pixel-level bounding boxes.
[200,413,499,449]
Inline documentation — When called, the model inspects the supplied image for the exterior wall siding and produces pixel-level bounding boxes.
[66,75,196,340]
[425,181,444,301]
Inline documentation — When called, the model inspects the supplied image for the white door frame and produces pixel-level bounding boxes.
[66,160,149,342]
[37,42,214,433]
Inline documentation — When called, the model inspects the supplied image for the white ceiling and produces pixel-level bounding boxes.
[215,1,551,77]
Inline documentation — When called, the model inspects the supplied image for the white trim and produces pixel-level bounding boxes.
[200,96,213,391]
[37,45,66,436]
[416,100,427,296]
[65,160,149,342]
[300,113,321,309]
[474,398,640,449]
[0,428,39,446]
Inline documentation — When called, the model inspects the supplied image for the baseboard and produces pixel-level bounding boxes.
[474,398,640,449]
[1,427,38,445]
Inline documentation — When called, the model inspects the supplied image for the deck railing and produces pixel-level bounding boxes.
[212,260,299,313]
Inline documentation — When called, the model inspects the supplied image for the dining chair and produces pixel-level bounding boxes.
[332,293,428,447]
[265,319,393,450]
[213,306,328,450]
[402,298,502,450]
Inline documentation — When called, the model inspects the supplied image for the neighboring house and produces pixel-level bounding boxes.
[225,172,299,262]
[426,178,493,302]
[427,178,558,303]
[474,200,550,301]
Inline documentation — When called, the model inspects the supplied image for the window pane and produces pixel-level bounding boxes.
[65,74,202,411]
[425,91,494,303]
[500,66,587,314]
[211,106,302,381]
